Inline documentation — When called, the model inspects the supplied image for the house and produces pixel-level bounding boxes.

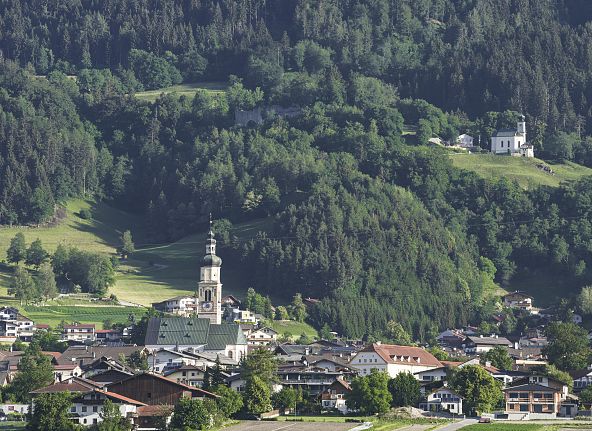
[491,115,534,157]
[456,134,474,148]
[503,383,561,417]
[502,291,534,311]
[463,336,512,354]
[420,387,463,415]
[319,378,351,414]
[0,403,29,416]
[144,317,247,361]
[349,343,442,378]
[570,367,592,392]
[228,308,258,324]
[222,295,242,308]
[163,364,206,387]
[0,307,35,341]
[62,323,96,342]
[152,296,198,316]
[105,372,217,406]
[277,363,357,396]
[82,357,135,384]
[414,366,448,384]
[56,345,146,370]
[31,378,146,427]
[503,375,573,418]
[95,329,122,343]
[247,327,278,345]
[53,363,83,382]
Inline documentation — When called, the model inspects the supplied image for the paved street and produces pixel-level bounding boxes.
[224,421,363,431]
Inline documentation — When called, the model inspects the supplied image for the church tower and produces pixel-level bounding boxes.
[517,114,527,138]
[197,217,223,324]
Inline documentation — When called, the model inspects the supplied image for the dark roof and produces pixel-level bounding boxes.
[145,317,246,348]
[465,336,511,346]
[570,369,592,380]
[106,372,218,398]
[493,129,520,137]
[503,383,559,392]
[31,377,104,394]
[56,346,144,367]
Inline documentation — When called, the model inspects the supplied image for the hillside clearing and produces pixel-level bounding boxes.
[0,199,275,307]
[135,82,227,102]
[450,153,592,189]
[269,320,319,340]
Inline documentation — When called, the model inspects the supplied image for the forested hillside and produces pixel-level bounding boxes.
[3,0,592,339]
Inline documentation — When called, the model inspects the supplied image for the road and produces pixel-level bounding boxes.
[224,421,362,431]
[434,419,478,431]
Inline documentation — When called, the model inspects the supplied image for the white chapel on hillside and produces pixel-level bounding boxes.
[491,115,534,158]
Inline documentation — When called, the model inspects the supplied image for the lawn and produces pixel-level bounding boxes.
[270,320,319,340]
[19,305,146,328]
[449,153,592,189]
[0,198,276,310]
[135,82,227,102]
[0,423,26,430]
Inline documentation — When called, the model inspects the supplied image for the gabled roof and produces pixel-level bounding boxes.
[106,372,218,398]
[63,324,95,329]
[503,291,533,300]
[145,317,246,348]
[57,346,144,367]
[570,369,592,380]
[358,343,442,368]
[31,377,104,394]
[465,336,511,346]
[493,129,521,137]
[100,390,147,406]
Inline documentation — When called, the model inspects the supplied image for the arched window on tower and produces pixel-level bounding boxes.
[205,290,212,302]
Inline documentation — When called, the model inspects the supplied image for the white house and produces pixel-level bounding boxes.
[0,307,35,341]
[456,134,474,148]
[414,366,448,383]
[152,296,198,316]
[491,115,534,157]
[502,291,533,311]
[349,343,442,378]
[420,387,463,415]
[62,323,96,342]
[247,327,278,345]
[463,336,512,354]
[319,378,351,414]
[68,390,146,427]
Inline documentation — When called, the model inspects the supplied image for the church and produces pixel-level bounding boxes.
[144,222,247,360]
[491,115,534,158]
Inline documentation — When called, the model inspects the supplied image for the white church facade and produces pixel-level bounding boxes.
[491,115,534,158]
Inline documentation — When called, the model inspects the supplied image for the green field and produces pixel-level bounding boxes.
[135,82,227,102]
[0,198,283,327]
[270,320,319,340]
[450,153,592,189]
[19,305,146,328]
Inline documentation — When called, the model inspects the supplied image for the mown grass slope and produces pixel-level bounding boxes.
[135,82,227,102]
[450,153,592,189]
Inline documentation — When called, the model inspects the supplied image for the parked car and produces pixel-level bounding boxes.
[478,417,491,423]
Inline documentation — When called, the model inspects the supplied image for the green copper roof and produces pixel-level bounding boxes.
[145,317,245,348]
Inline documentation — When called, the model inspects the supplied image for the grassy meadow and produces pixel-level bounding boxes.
[450,153,592,189]
[270,320,319,340]
[0,199,321,331]
[135,82,227,102]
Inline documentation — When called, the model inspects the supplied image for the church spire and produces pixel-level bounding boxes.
[203,214,221,267]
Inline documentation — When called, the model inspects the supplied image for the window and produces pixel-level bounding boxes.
[205,290,212,302]
[93,406,98,412]
[147,392,152,399]
[83,419,87,424]
[82,406,87,412]
[71,407,76,413]
[520,404,528,412]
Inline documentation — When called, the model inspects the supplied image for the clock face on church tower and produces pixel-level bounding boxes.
[201,302,213,312]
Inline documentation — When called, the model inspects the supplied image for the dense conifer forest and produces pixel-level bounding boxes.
[3,0,592,338]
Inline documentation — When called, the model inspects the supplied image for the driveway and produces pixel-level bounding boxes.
[434,419,478,431]
[224,421,362,431]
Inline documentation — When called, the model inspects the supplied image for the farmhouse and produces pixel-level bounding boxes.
[463,335,512,354]
[503,291,534,311]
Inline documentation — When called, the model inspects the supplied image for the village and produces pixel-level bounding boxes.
[1,225,592,430]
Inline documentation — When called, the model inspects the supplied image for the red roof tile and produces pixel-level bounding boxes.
[359,343,442,368]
